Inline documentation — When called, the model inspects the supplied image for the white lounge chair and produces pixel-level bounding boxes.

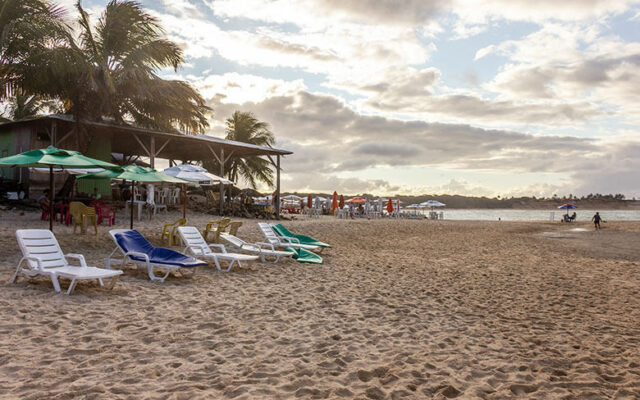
[257,223,320,251]
[107,229,206,282]
[177,226,259,272]
[11,229,122,294]
[219,232,294,263]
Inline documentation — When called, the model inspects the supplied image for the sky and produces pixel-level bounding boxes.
[60,0,640,197]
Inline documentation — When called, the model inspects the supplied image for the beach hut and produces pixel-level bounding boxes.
[79,165,186,229]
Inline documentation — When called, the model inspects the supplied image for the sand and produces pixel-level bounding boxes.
[0,208,639,399]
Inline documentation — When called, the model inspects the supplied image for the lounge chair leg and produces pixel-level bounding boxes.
[50,274,62,292]
[106,276,119,290]
[66,278,78,295]
[8,259,25,284]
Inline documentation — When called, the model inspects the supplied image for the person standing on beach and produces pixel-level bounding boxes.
[591,212,602,230]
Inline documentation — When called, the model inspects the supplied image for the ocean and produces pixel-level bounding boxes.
[416,209,640,221]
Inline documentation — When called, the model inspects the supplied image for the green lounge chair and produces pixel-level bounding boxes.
[288,247,323,264]
[271,224,331,251]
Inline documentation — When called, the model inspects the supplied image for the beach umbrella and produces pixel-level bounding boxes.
[163,164,231,185]
[558,203,577,210]
[387,198,394,214]
[283,194,303,201]
[307,194,313,209]
[331,191,338,213]
[0,146,117,231]
[339,194,345,209]
[420,200,446,208]
[79,165,186,229]
[163,164,231,218]
[347,196,366,204]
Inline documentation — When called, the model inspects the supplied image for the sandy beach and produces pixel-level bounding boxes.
[1,209,639,399]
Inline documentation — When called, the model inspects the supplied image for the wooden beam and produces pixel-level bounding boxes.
[132,133,150,156]
[155,138,171,156]
[57,128,74,146]
[223,150,234,164]
[266,155,277,168]
[207,144,222,164]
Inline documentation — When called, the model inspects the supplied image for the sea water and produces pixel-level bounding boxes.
[417,209,640,221]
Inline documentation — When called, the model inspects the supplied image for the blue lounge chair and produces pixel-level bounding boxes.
[107,229,207,282]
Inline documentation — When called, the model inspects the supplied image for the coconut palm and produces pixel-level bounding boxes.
[1,0,210,140]
[204,111,275,189]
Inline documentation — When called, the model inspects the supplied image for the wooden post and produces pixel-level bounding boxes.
[219,148,225,215]
[276,155,280,219]
[49,166,54,231]
[51,120,57,146]
[149,136,155,168]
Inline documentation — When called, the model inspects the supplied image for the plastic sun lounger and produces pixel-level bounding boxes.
[219,232,294,263]
[11,229,122,294]
[271,223,331,251]
[177,226,259,272]
[107,229,206,282]
[257,223,320,251]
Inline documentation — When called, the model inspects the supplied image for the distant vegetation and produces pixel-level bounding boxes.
[282,192,635,209]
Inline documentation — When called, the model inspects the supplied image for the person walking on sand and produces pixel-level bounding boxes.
[591,212,602,230]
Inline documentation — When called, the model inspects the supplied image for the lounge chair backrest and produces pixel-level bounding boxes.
[16,229,67,270]
[258,223,280,245]
[178,226,211,256]
[113,230,155,255]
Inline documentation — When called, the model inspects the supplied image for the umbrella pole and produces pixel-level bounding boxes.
[183,183,186,219]
[49,165,53,232]
[130,180,135,229]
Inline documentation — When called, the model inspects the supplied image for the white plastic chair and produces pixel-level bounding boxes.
[257,223,320,251]
[11,229,122,294]
[219,233,293,263]
[177,226,259,272]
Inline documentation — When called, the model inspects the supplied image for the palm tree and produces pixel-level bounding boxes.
[205,111,275,189]
[1,0,210,143]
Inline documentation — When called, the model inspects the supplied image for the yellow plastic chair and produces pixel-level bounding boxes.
[69,201,98,235]
[228,221,243,236]
[161,218,187,246]
[203,218,230,243]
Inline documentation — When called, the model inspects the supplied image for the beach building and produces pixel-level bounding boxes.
[0,114,292,214]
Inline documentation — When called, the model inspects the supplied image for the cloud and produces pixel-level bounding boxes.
[201,89,640,196]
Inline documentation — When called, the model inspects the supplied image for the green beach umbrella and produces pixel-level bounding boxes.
[0,146,118,231]
[79,165,187,229]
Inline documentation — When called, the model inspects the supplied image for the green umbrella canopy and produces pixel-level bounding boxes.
[78,164,187,183]
[0,146,117,168]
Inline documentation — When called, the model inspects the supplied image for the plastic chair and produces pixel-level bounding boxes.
[228,221,243,236]
[94,201,116,226]
[161,217,187,246]
[69,201,98,235]
[203,218,231,243]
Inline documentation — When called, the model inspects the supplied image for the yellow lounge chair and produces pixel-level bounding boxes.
[228,221,243,236]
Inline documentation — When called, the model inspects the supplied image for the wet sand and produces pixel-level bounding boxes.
[0,209,639,399]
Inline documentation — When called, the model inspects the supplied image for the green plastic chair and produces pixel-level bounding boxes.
[271,224,331,250]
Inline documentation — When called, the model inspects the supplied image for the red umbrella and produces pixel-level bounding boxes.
[387,198,394,213]
[339,194,345,208]
[331,191,338,213]
[348,196,366,204]
[307,194,313,208]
